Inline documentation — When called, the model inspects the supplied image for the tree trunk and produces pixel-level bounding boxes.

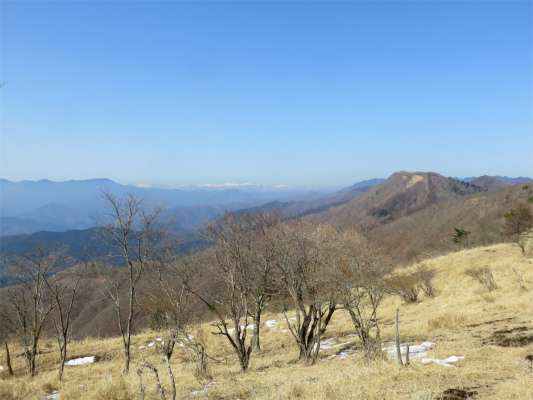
[238,345,252,372]
[252,310,261,352]
[395,308,403,366]
[58,338,66,381]
[5,342,14,375]
[124,283,135,375]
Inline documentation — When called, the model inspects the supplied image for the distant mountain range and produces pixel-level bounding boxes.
[0,173,530,239]
[450,175,532,186]
[0,178,333,236]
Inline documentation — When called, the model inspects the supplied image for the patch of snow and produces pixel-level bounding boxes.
[76,384,84,387]
[64,356,95,366]
[313,337,353,352]
[139,346,147,349]
[421,355,466,367]
[328,347,358,359]
[265,319,277,329]
[282,329,289,333]
[346,334,358,338]
[382,342,435,359]
[227,325,254,334]
[190,381,220,395]
[44,391,60,399]
[0,366,3,370]
[418,302,423,305]
[434,296,441,300]
[156,338,162,341]
[148,342,155,347]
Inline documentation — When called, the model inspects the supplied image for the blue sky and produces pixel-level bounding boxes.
[1,1,531,189]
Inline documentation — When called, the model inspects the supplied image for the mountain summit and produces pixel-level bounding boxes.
[309,171,485,226]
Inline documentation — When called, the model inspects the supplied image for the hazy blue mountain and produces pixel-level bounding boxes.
[493,176,532,185]
[450,176,478,183]
[0,179,333,235]
[0,227,206,263]
[339,178,386,192]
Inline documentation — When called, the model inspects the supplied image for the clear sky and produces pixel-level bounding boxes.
[1,1,531,189]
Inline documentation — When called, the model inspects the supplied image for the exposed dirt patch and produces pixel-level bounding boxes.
[494,326,529,334]
[483,326,533,347]
[466,318,515,328]
[437,387,478,399]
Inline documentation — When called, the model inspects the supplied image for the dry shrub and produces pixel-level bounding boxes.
[465,266,498,291]
[503,264,526,290]
[389,274,420,303]
[414,265,437,297]
[426,312,467,331]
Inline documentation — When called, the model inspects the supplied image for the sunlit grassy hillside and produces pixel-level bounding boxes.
[1,241,532,399]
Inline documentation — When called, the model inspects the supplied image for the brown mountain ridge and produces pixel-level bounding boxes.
[308,171,484,227]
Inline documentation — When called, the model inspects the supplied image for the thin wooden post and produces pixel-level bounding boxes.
[395,308,403,366]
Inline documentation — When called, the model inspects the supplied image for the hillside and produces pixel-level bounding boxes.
[1,241,532,399]
[470,175,509,190]
[372,182,533,263]
[304,172,533,264]
[308,171,485,226]
[246,183,379,218]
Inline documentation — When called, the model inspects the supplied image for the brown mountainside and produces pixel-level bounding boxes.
[374,182,532,263]
[308,171,484,227]
[470,175,510,190]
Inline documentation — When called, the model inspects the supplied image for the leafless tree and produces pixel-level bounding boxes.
[0,304,16,375]
[189,227,253,371]
[0,243,71,376]
[501,202,533,241]
[271,220,338,365]
[190,210,289,370]
[226,210,288,352]
[140,250,207,385]
[94,190,174,374]
[45,261,88,380]
[333,229,394,356]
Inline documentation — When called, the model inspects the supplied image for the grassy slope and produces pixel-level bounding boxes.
[1,242,532,400]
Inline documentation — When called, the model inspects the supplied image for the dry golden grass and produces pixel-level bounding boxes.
[1,242,532,399]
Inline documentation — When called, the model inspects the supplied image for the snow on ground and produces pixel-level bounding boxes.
[328,347,358,359]
[422,355,466,367]
[190,382,220,395]
[0,365,3,370]
[64,356,95,366]
[227,325,254,334]
[44,391,60,399]
[382,342,436,359]
[265,319,278,329]
[315,337,348,351]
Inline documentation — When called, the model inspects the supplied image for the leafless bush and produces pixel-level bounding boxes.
[334,229,394,357]
[414,265,436,297]
[389,274,420,303]
[517,235,533,258]
[465,266,498,291]
[178,329,212,381]
[503,264,526,290]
